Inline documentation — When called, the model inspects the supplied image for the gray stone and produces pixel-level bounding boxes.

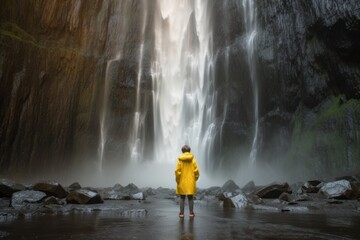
[113,184,124,191]
[103,189,131,200]
[218,192,234,201]
[143,187,157,196]
[123,183,140,194]
[33,181,68,198]
[43,196,66,205]
[247,194,264,204]
[11,190,46,209]
[278,192,293,202]
[131,192,145,200]
[254,182,292,199]
[301,181,324,193]
[242,181,256,193]
[319,180,357,199]
[0,178,25,197]
[66,189,103,204]
[68,182,81,191]
[221,180,241,192]
[204,186,222,196]
[223,194,249,208]
[295,194,313,202]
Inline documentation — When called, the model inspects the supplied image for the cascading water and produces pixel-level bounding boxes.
[131,1,216,165]
[99,53,121,173]
[98,1,150,176]
[100,0,260,187]
[243,0,259,164]
[128,0,219,186]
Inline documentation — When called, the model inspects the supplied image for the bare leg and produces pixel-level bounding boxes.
[188,195,194,213]
[180,195,185,213]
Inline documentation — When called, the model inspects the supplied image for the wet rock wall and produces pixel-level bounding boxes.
[256,0,360,177]
[0,0,359,181]
[0,0,137,179]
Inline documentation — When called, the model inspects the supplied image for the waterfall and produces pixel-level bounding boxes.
[99,1,259,186]
[99,1,149,174]
[99,53,121,173]
[130,0,216,167]
[243,0,259,164]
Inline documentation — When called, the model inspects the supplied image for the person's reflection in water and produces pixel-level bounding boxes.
[178,218,195,240]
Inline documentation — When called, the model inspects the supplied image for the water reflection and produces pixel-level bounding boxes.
[0,199,360,239]
[178,218,195,240]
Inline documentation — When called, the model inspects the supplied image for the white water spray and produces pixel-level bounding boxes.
[98,1,261,187]
[99,53,121,173]
[128,1,218,186]
[243,0,259,164]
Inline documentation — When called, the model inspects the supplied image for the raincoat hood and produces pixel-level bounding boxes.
[178,152,194,162]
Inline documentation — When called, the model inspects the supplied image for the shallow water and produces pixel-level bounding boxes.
[0,199,359,240]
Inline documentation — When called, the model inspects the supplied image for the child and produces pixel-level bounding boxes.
[174,145,200,218]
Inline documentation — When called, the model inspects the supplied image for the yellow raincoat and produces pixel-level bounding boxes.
[175,152,200,195]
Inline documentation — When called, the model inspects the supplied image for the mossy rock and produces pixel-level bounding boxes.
[288,96,360,177]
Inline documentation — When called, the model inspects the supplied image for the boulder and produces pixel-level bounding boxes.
[113,184,124,191]
[196,186,222,200]
[203,186,222,196]
[123,183,140,194]
[0,178,26,197]
[143,187,157,196]
[247,193,264,204]
[301,180,323,193]
[223,194,249,208]
[103,190,130,200]
[131,192,145,200]
[278,192,293,202]
[103,184,144,200]
[43,196,66,205]
[242,181,256,193]
[221,180,241,192]
[254,182,292,198]
[319,180,358,199]
[104,189,147,201]
[68,182,82,191]
[295,193,313,202]
[289,182,304,194]
[33,181,68,198]
[11,190,46,209]
[218,192,234,201]
[66,189,103,204]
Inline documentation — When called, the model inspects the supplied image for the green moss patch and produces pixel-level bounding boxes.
[0,22,86,56]
[288,96,360,177]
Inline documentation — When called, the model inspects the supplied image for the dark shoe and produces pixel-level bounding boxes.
[179,212,184,218]
[189,212,195,218]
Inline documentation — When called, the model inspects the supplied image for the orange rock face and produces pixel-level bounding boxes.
[0,1,140,178]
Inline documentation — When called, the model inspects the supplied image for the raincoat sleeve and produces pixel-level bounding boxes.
[193,159,200,181]
[175,161,182,184]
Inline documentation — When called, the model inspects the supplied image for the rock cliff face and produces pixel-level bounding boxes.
[256,1,360,178]
[0,1,138,179]
[0,0,359,181]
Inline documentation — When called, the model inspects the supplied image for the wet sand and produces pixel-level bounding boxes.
[0,197,359,240]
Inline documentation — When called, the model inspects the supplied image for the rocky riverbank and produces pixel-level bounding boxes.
[1,174,360,222]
